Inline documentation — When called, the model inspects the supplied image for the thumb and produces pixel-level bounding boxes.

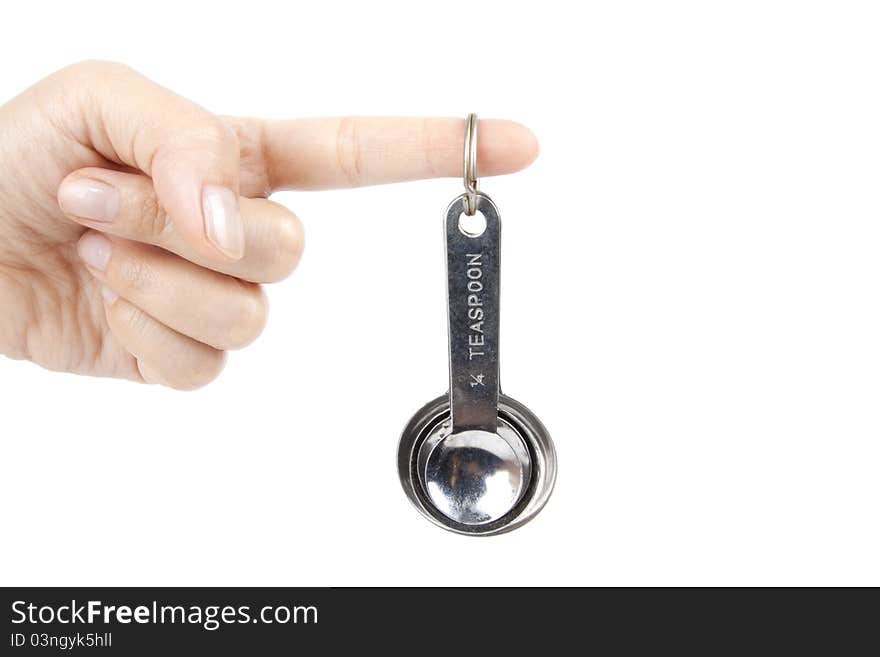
[53,61,244,261]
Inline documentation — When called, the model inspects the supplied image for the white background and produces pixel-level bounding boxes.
[1,0,879,586]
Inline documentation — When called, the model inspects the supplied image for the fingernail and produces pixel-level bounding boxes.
[77,233,112,272]
[202,185,245,260]
[58,178,119,222]
[137,360,163,386]
[101,286,118,305]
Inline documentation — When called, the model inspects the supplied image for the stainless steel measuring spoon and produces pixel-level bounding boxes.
[397,114,557,536]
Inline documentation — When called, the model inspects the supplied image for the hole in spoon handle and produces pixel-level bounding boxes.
[445,192,501,433]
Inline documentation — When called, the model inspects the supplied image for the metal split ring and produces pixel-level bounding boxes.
[463,113,479,215]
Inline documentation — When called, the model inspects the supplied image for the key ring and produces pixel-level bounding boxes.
[463,113,479,215]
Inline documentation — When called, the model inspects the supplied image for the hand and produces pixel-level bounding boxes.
[0,61,538,389]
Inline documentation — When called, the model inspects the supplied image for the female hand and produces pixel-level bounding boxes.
[0,61,538,389]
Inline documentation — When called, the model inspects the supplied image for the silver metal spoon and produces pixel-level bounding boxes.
[398,115,556,535]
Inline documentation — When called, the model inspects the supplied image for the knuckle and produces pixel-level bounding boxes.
[204,118,236,145]
[54,60,136,89]
[225,117,271,196]
[335,117,362,186]
[107,303,160,361]
[112,299,151,337]
[63,59,128,76]
[138,192,172,242]
[43,61,135,111]
[153,117,240,174]
[113,253,157,295]
[220,285,268,349]
[188,117,239,154]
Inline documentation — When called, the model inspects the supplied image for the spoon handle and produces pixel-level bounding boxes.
[445,192,501,433]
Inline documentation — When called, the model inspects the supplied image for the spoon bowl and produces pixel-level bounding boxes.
[422,427,530,525]
[399,393,556,536]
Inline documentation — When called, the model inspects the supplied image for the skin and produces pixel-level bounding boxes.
[0,61,538,390]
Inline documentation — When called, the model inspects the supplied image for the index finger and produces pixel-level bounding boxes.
[230,117,539,192]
